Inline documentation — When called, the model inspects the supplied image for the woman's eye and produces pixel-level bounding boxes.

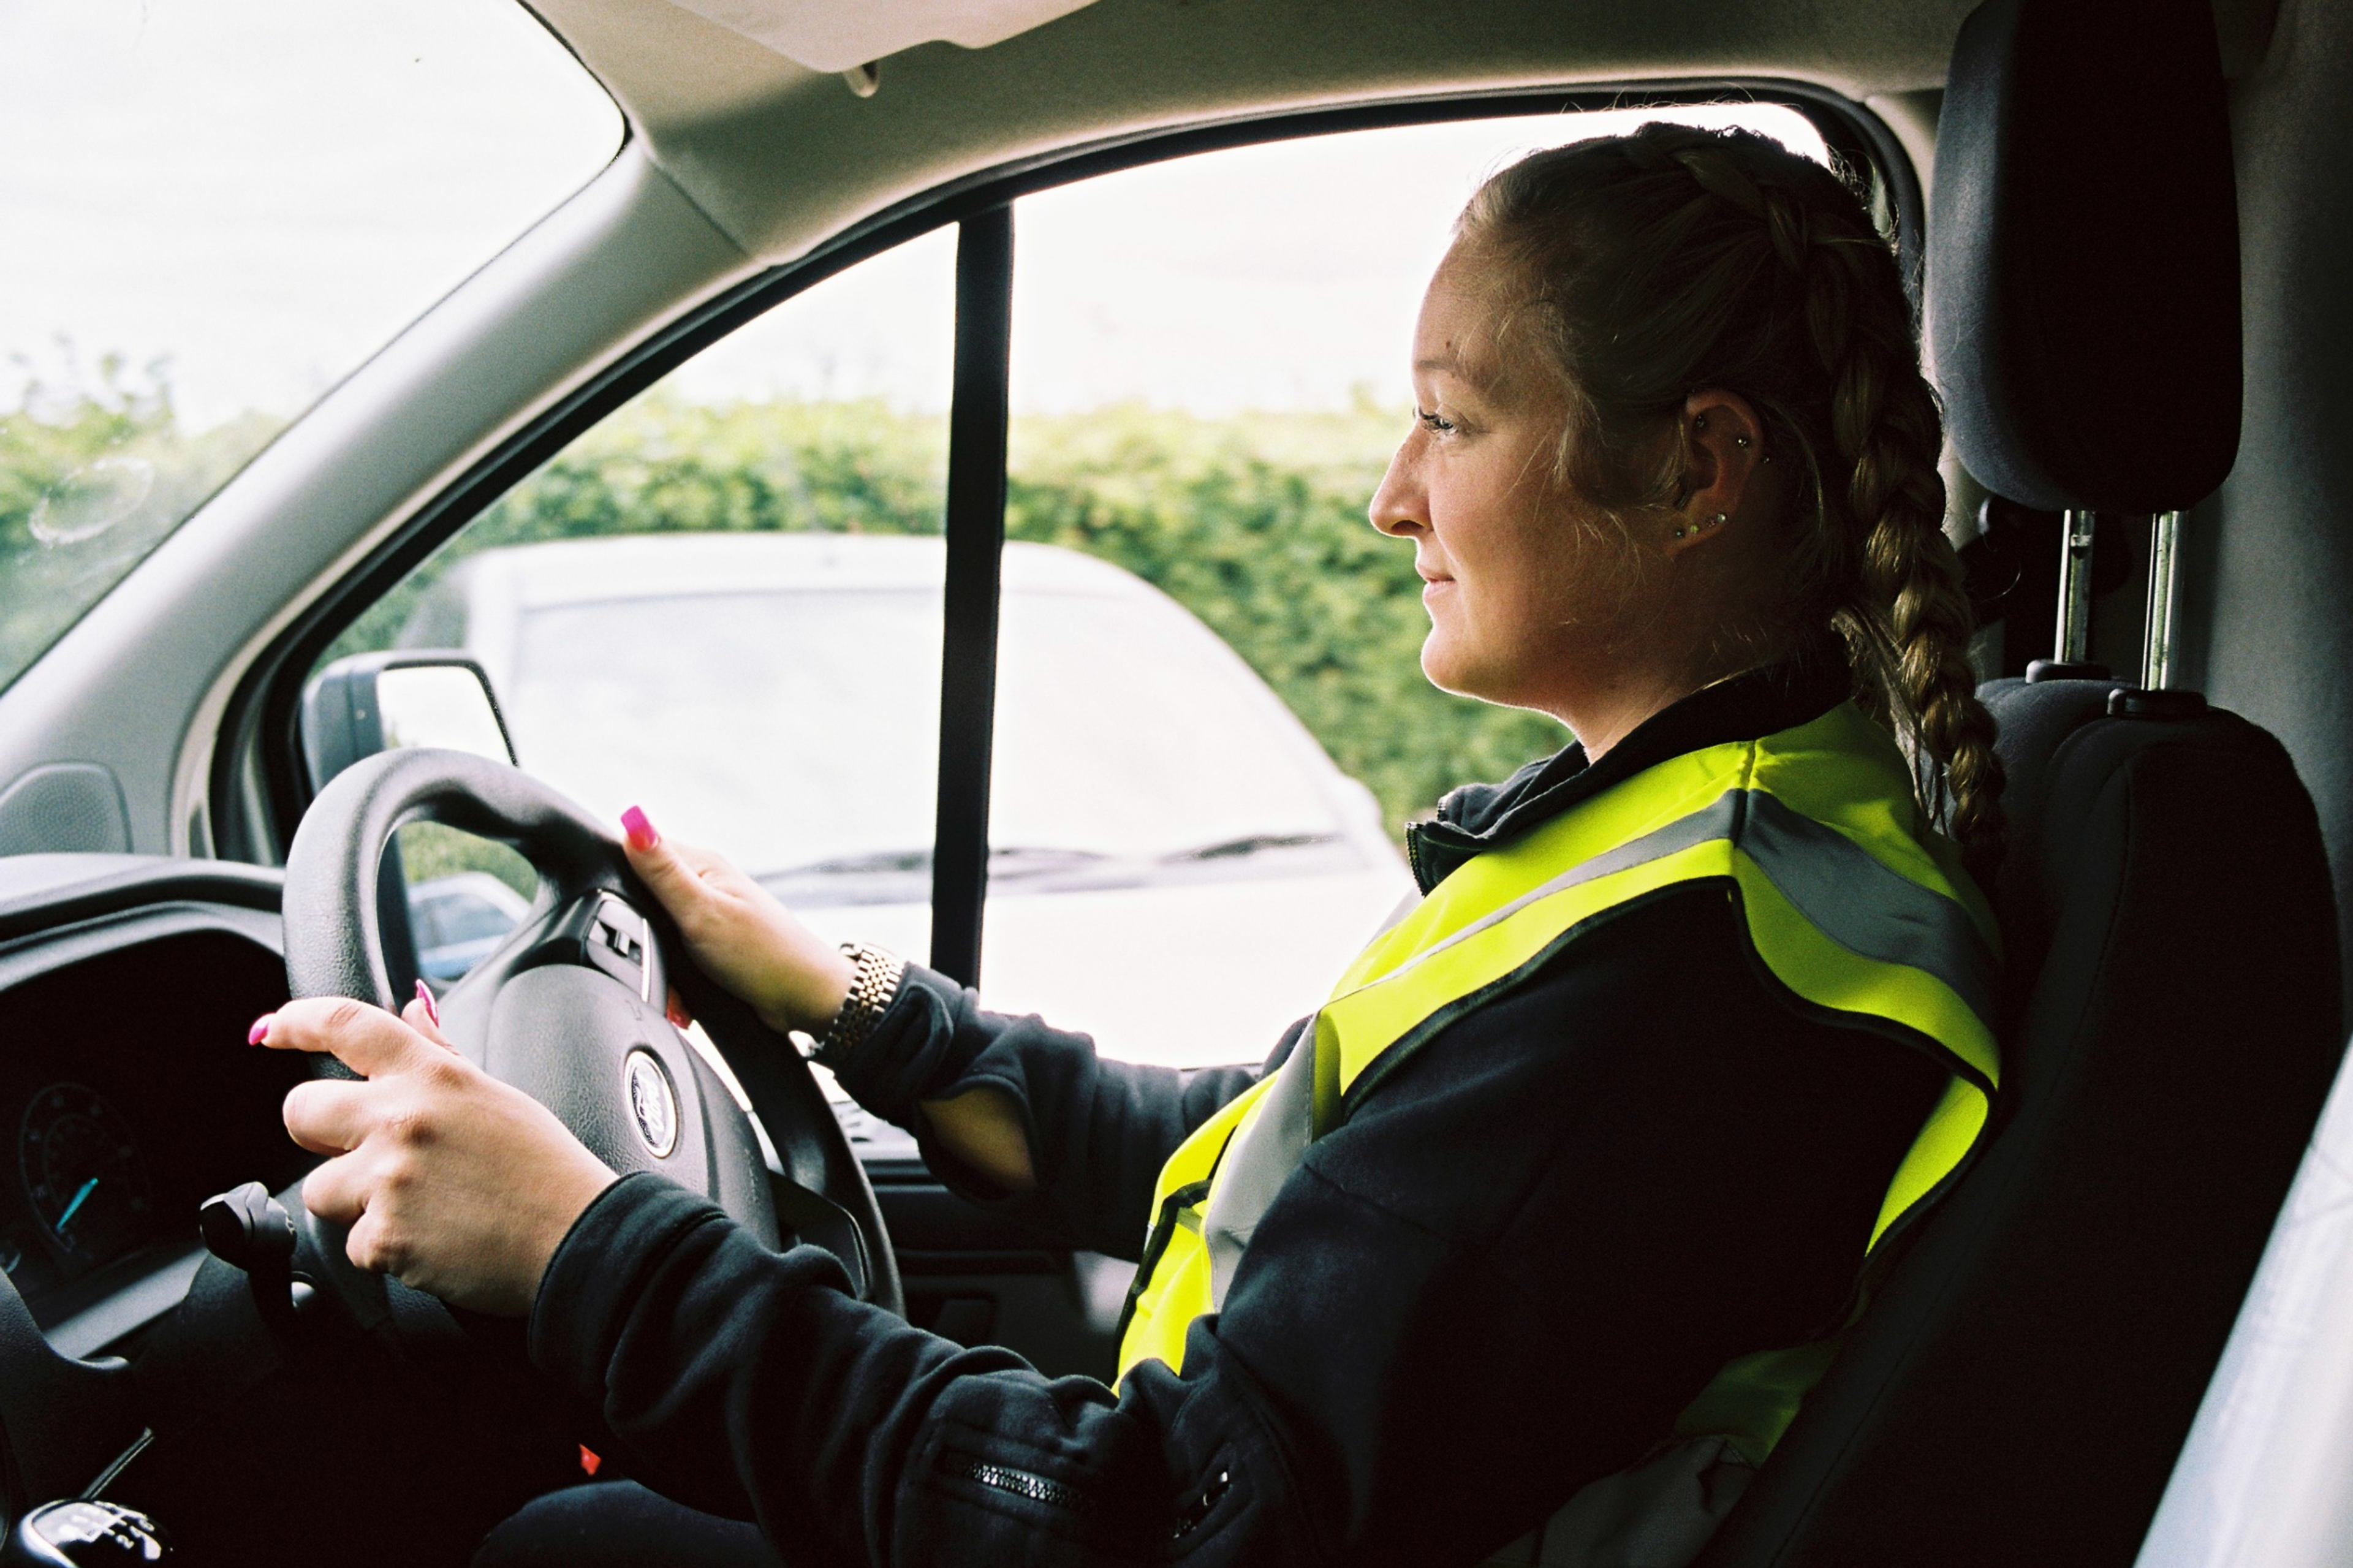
[1416,407,1456,434]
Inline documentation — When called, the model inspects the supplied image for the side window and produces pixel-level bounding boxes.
[981,109,1830,1066]
[311,230,957,983]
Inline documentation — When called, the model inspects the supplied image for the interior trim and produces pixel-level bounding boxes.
[931,208,1016,986]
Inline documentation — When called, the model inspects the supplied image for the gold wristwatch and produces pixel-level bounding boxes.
[807,942,904,1063]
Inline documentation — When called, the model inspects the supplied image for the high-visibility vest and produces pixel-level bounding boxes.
[1112,701,1999,1468]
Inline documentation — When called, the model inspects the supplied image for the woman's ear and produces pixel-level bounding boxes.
[1664,390,1768,555]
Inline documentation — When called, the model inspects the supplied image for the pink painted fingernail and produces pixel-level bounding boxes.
[414,979,441,1029]
[247,1013,276,1045]
[621,805,658,852]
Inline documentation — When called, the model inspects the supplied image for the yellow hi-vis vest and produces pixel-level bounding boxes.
[1111,701,1999,1469]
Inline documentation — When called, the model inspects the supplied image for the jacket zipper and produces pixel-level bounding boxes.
[943,1452,1091,1515]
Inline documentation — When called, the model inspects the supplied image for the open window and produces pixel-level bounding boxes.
[256,90,1882,1052]
[297,229,959,989]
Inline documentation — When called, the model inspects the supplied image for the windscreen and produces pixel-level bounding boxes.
[0,0,621,693]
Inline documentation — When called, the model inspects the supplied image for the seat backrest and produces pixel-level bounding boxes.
[1695,1,2346,1561]
[1699,683,2341,1567]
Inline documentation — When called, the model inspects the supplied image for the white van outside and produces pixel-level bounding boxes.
[396,531,1414,1069]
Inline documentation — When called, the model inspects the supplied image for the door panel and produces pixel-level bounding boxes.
[840,1099,1131,1378]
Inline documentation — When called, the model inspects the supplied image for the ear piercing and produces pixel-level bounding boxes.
[1673,512,1731,540]
[1696,414,1753,450]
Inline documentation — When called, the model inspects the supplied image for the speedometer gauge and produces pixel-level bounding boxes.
[20,1085,151,1263]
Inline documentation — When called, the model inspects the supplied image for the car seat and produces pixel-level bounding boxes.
[1694,1,2347,1563]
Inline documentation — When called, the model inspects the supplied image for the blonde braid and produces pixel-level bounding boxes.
[1765,161,2007,881]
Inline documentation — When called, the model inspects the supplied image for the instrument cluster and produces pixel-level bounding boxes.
[4,1081,155,1296]
[0,928,312,1325]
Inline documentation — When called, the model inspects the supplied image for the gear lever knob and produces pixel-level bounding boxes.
[2,1501,166,1564]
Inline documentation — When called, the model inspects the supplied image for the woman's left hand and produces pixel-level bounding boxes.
[253,996,618,1316]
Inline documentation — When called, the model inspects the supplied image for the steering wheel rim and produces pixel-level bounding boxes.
[280,746,902,1319]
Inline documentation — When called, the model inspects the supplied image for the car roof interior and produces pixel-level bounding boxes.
[526,0,2283,265]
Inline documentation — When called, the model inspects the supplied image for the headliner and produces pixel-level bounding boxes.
[523,0,2276,269]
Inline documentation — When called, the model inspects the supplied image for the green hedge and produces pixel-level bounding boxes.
[0,363,278,687]
[7,381,1567,836]
[325,394,1565,835]
[1001,404,1564,830]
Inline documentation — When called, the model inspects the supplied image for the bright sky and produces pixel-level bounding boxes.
[0,0,622,428]
[671,106,1829,416]
[2,0,1826,430]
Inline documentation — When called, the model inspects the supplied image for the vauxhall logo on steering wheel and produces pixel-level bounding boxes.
[623,1049,679,1159]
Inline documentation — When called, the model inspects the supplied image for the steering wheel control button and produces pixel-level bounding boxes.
[586,896,653,1001]
[623,1050,679,1159]
[8,1501,166,1564]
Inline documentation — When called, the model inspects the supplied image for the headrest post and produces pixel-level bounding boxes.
[2143,509,2184,690]
[2055,509,2098,663]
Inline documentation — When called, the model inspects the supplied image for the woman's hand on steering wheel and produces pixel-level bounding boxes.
[254,994,619,1316]
[623,808,1039,1197]
[619,806,854,1037]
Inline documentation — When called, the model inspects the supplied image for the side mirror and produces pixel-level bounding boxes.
[301,651,517,792]
[300,652,532,995]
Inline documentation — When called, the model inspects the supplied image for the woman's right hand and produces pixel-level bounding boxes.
[622,806,1038,1195]
[618,806,854,1037]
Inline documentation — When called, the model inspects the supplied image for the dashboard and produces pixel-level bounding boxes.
[0,856,311,1357]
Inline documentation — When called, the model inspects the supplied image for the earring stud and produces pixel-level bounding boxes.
[1735,435,1751,449]
[1711,512,1729,525]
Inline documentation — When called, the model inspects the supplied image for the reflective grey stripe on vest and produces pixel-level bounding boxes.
[1201,1031,1318,1311]
[1354,790,1996,1039]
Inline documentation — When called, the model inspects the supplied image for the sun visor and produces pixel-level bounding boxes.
[1926,0,2241,513]
[657,0,1102,73]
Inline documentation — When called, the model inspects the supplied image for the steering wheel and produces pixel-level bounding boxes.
[276,746,902,1331]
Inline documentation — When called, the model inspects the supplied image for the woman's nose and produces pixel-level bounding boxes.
[1369,449,1429,538]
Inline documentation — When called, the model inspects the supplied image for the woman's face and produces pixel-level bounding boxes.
[1369,248,1642,719]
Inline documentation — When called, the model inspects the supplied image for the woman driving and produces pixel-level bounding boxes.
[254,122,2003,1567]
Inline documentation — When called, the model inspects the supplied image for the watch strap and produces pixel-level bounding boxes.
[811,942,904,1064]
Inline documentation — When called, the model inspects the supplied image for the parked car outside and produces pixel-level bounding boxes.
[406,869,534,984]
[395,531,1414,1068]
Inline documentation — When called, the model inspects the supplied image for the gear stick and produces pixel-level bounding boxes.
[2,1501,165,1564]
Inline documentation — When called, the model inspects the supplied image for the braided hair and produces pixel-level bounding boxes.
[1458,121,2005,881]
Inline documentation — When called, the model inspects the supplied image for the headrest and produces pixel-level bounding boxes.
[1926,0,2241,513]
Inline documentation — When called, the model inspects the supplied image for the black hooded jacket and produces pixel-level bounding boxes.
[527,648,1953,1567]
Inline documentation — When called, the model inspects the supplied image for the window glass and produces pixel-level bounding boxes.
[0,0,621,694]
[313,228,958,974]
[989,107,1831,1066]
